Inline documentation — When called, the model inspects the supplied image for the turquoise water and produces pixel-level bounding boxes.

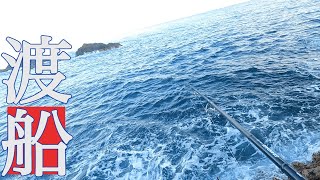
[1,0,320,179]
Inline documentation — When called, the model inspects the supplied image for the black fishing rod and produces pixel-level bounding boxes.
[189,85,305,180]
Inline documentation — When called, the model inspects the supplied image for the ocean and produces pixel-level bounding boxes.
[0,0,320,179]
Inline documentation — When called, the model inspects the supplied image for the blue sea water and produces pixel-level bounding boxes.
[1,0,320,179]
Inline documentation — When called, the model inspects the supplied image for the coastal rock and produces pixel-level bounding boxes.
[292,152,320,180]
[75,43,122,56]
[0,65,12,72]
[0,61,36,73]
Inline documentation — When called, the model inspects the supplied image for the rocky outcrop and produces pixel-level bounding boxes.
[75,43,122,56]
[0,65,12,72]
[291,152,320,180]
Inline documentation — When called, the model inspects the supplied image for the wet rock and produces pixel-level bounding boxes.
[292,152,320,180]
[75,43,122,56]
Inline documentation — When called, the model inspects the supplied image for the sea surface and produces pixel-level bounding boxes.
[1,0,320,179]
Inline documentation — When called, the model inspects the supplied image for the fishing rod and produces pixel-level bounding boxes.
[189,85,305,180]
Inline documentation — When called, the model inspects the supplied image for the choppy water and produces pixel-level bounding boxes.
[1,0,320,179]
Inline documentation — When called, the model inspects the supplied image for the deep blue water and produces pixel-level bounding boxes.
[1,0,320,179]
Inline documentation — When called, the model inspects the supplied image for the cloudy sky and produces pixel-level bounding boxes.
[0,0,248,69]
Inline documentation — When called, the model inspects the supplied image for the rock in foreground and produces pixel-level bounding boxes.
[75,43,122,56]
[292,152,320,180]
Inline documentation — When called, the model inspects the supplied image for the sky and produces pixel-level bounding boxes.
[0,0,248,69]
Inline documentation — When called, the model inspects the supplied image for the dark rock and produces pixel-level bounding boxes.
[291,151,320,180]
[75,43,122,57]
[1,61,37,73]
[0,65,12,72]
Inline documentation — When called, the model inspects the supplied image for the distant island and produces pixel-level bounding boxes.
[0,65,11,72]
[75,43,122,56]
[0,42,122,72]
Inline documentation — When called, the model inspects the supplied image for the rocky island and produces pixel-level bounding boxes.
[75,43,122,57]
[0,65,12,72]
